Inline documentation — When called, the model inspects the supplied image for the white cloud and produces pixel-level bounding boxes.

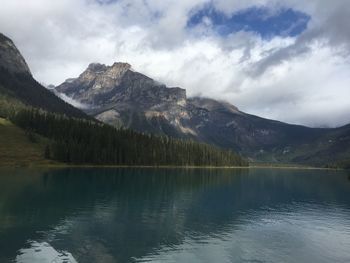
[55,92,92,110]
[0,0,349,127]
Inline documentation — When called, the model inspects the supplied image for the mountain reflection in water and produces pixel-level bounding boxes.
[0,168,349,263]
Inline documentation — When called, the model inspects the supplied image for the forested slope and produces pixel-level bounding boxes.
[8,109,248,167]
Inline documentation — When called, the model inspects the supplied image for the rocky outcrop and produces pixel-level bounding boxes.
[0,33,31,75]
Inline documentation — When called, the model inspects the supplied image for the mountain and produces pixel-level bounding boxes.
[0,33,88,119]
[0,32,246,167]
[55,62,188,136]
[55,62,350,166]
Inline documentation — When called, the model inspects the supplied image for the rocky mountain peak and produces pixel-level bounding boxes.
[55,61,186,108]
[85,62,131,77]
[74,62,132,91]
[0,33,31,75]
[106,62,131,79]
[86,63,107,72]
[111,62,131,70]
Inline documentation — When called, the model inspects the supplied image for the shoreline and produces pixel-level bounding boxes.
[0,163,344,171]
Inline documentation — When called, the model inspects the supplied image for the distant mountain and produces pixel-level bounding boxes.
[55,62,350,165]
[0,33,88,119]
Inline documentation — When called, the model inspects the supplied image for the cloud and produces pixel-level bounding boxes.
[0,0,349,127]
[55,92,92,110]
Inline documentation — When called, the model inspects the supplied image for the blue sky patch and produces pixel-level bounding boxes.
[187,5,310,38]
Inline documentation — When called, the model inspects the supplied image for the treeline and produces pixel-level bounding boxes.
[325,160,350,169]
[0,91,26,118]
[11,109,248,167]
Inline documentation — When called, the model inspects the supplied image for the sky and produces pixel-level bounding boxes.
[0,0,350,128]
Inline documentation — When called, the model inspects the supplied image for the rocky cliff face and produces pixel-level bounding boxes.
[0,33,31,75]
[55,62,350,165]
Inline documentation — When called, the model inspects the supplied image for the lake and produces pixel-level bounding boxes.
[0,168,349,263]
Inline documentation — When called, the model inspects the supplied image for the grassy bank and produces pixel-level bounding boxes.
[0,117,57,166]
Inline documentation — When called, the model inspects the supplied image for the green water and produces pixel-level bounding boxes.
[0,168,349,263]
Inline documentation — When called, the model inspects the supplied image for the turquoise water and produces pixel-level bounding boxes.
[0,168,349,263]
